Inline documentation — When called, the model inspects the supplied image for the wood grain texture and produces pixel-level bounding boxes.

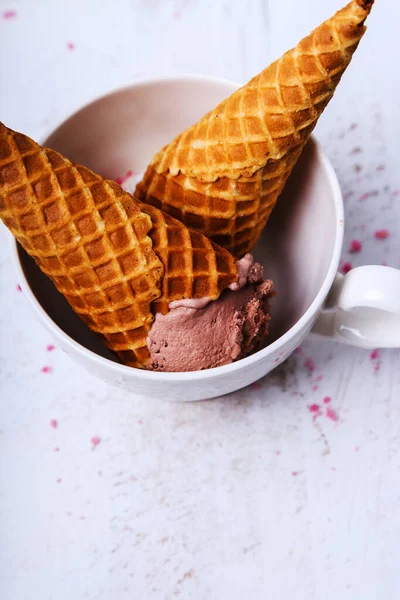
[1,1,400,599]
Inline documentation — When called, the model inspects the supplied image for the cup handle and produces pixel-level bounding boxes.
[310,266,400,348]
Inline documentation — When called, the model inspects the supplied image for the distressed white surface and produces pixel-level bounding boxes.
[1,1,400,599]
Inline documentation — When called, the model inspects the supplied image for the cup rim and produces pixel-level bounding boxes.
[38,73,246,145]
[11,74,344,382]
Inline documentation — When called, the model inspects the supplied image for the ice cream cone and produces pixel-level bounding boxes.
[136,0,374,257]
[0,123,238,368]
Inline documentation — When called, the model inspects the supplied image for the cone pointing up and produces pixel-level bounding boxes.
[136,0,374,257]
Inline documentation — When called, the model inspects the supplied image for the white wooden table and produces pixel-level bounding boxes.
[1,1,400,598]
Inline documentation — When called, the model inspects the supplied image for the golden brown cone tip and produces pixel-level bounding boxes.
[136,0,374,257]
[149,0,374,181]
[0,123,238,368]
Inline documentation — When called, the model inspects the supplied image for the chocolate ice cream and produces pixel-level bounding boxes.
[147,255,273,372]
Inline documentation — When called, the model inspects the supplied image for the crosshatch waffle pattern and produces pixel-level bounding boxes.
[141,203,238,314]
[136,0,373,256]
[0,123,164,368]
[0,124,239,368]
[137,146,303,258]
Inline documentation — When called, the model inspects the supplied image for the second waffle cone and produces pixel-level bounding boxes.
[136,0,374,257]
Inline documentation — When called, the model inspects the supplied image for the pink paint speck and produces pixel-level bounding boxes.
[2,9,17,20]
[308,403,322,419]
[295,346,303,354]
[16,283,22,292]
[370,349,380,360]
[116,169,134,186]
[312,385,319,391]
[67,42,76,50]
[53,447,60,452]
[341,262,352,274]
[80,515,86,520]
[349,123,358,131]
[304,357,316,374]
[173,10,181,19]
[137,419,143,425]
[46,344,55,352]
[316,375,323,382]
[250,382,261,389]
[323,396,331,404]
[56,478,62,484]
[291,471,298,477]
[351,146,362,154]
[330,467,337,472]
[326,407,338,422]
[275,450,281,456]
[376,164,385,172]
[66,511,72,517]
[349,239,362,253]
[353,164,362,173]
[91,436,101,448]
[359,192,370,201]
[392,189,399,198]
[370,348,382,374]
[354,446,360,453]
[41,366,53,373]
[374,229,389,240]
[50,419,58,429]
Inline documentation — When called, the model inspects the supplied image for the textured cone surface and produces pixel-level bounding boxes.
[136,0,373,256]
[0,124,238,367]
[141,203,238,315]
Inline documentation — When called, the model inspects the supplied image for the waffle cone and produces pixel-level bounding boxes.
[136,0,374,257]
[0,124,238,368]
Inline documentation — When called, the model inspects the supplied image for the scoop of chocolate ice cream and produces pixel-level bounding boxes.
[146,255,273,372]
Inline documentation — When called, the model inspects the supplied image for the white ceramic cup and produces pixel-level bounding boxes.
[11,75,400,401]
